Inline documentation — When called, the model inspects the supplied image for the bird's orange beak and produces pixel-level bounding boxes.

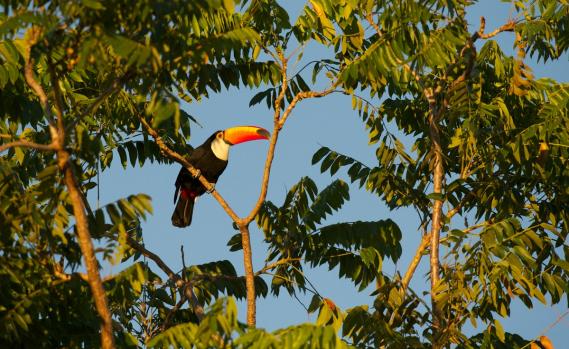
[223,125,270,145]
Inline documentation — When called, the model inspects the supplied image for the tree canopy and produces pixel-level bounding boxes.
[1,0,568,348]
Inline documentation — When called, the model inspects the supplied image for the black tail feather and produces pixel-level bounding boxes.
[171,196,195,227]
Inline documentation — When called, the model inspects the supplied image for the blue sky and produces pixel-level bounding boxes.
[95,1,568,344]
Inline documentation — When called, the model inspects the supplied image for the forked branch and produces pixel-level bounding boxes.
[138,48,340,327]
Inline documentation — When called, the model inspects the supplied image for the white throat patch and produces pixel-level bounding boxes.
[211,136,230,161]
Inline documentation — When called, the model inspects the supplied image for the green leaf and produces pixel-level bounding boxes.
[494,319,505,342]
[312,146,330,165]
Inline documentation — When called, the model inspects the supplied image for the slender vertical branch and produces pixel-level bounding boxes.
[239,225,256,326]
[60,155,116,349]
[24,29,115,349]
[427,100,444,348]
[241,49,288,225]
[365,13,445,345]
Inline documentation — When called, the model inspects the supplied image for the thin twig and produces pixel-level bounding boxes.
[518,310,569,349]
[181,245,188,280]
[160,296,188,332]
[255,257,302,276]
[126,237,204,321]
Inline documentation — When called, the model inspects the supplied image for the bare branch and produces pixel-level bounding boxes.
[243,89,339,224]
[127,237,177,278]
[402,233,430,294]
[241,128,280,226]
[272,49,288,123]
[427,106,445,347]
[53,268,114,283]
[138,48,340,328]
[476,17,516,40]
[238,224,256,327]
[24,31,50,115]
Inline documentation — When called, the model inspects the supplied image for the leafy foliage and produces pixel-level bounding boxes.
[1,0,568,348]
[148,297,352,349]
[304,0,569,347]
[254,177,402,295]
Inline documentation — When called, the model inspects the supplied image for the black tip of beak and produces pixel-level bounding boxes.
[257,128,270,139]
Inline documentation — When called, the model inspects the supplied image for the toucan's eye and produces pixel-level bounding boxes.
[217,132,223,139]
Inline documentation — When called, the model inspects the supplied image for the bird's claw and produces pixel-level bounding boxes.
[207,184,215,193]
[192,169,201,179]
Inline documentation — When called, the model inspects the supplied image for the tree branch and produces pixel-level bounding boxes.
[255,257,302,276]
[238,224,256,326]
[61,153,116,348]
[427,103,445,348]
[160,295,187,332]
[125,236,204,321]
[243,78,340,224]
[401,233,430,294]
[238,50,290,227]
[475,16,516,40]
[365,12,445,344]
[23,28,58,142]
[237,52,340,326]
[24,28,115,349]
[0,140,55,153]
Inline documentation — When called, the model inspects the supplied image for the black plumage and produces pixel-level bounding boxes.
[171,132,228,227]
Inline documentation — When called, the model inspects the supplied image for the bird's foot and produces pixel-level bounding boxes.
[192,169,201,178]
[207,184,215,193]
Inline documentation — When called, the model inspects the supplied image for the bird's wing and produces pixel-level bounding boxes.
[174,144,210,203]
[187,144,209,164]
[173,168,184,203]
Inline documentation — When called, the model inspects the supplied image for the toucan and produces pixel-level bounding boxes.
[171,125,270,227]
